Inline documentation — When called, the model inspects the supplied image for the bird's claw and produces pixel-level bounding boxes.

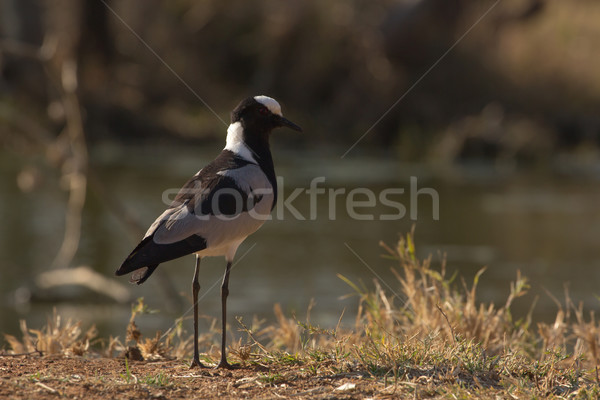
[189,357,206,369]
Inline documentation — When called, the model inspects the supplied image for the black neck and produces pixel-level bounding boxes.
[243,129,278,208]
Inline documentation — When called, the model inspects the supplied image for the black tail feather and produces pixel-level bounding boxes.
[116,236,155,276]
[116,233,207,282]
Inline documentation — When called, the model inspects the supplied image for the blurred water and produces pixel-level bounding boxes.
[2,143,600,341]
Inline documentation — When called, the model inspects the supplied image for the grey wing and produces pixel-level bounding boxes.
[150,164,275,248]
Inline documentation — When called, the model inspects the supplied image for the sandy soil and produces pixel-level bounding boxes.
[0,355,381,399]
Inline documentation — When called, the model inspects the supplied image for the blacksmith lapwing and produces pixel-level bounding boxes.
[116,96,301,369]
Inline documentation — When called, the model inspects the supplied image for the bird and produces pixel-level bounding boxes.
[115,95,301,369]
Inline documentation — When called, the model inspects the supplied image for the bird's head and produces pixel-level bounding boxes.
[231,95,302,135]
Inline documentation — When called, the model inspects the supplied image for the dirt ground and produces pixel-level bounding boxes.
[0,355,386,399]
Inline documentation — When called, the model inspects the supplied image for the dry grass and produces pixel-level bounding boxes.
[3,232,600,398]
[3,308,97,357]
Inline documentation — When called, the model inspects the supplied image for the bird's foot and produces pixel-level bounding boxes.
[189,357,206,369]
[216,358,237,370]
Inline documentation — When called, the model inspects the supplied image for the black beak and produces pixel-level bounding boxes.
[274,115,302,132]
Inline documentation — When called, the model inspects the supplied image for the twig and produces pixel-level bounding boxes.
[2,33,182,308]
[436,303,456,344]
[0,38,46,60]
[0,349,44,357]
[235,317,270,354]
[50,59,89,269]
[35,382,59,394]
[2,37,89,270]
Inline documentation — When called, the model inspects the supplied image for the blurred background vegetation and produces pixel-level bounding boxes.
[2,0,599,159]
[1,0,600,338]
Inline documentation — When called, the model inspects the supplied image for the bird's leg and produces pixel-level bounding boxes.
[190,255,205,369]
[217,260,234,369]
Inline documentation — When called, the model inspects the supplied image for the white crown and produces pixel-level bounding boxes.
[254,95,282,116]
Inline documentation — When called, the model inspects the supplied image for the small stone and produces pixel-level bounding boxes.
[335,382,356,391]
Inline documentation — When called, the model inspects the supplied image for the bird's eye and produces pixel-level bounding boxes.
[259,107,269,115]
